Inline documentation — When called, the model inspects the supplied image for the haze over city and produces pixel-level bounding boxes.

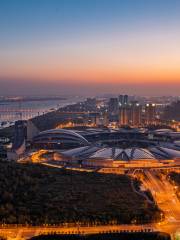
[0,0,180,95]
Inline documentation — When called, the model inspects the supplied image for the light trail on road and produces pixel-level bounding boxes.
[139,170,180,237]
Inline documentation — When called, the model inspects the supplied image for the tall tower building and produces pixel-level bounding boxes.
[124,95,128,105]
[130,102,142,126]
[119,101,142,127]
[145,103,156,125]
[103,111,109,126]
[109,98,119,115]
[119,95,124,105]
[119,106,130,125]
[119,95,129,105]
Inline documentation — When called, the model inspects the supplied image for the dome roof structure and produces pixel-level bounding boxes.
[33,129,89,149]
[89,147,155,161]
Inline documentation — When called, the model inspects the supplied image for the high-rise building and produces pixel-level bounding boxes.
[145,103,156,125]
[124,95,128,105]
[86,112,100,126]
[108,98,119,119]
[119,105,130,125]
[119,95,124,105]
[130,102,142,126]
[119,95,129,105]
[119,101,142,126]
[102,111,109,126]
[163,101,180,121]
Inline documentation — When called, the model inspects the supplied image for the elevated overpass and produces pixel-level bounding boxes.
[127,165,180,175]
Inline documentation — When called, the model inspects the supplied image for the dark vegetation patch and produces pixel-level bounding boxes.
[168,172,180,199]
[0,162,161,225]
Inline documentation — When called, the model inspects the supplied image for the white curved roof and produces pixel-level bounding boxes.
[124,148,155,160]
[61,145,180,161]
[90,148,115,159]
[150,147,180,159]
[154,129,173,133]
[63,146,99,157]
[89,147,155,160]
[36,129,89,144]
[175,141,180,147]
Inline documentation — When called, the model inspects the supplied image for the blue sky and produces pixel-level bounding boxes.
[1,0,180,43]
[0,0,180,95]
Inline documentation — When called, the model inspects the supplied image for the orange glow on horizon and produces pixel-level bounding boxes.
[1,65,180,85]
[1,29,180,87]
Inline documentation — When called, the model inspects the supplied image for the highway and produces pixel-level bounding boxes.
[142,170,180,223]
[1,222,180,240]
[0,224,156,240]
[138,170,180,239]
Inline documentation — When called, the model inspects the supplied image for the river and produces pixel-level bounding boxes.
[0,96,84,128]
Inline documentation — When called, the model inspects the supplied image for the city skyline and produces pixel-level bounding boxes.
[0,1,180,239]
[0,0,180,95]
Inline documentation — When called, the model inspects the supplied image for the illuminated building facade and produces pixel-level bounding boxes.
[130,102,142,126]
[119,101,142,127]
[145,103,156,125]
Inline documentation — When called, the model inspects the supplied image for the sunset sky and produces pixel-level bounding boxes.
[0,0,180,95]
